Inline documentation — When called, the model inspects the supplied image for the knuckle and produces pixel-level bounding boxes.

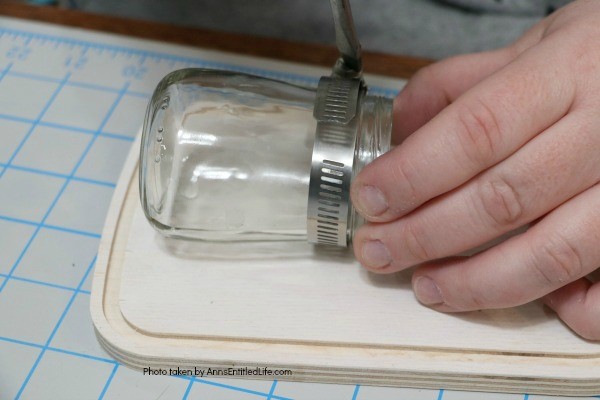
[532,235,584,287]
[410,66,429,84]
[412,64,437,86]
[388,156,420,212]
[459,281,488,310]
[477,175,524,227]
[402,222,433,264]
[465,290,488,311]
[454,98,503,168]
[410,63,451,103]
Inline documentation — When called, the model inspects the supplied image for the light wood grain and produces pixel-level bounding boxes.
[119,206,595,355]
[90,135,600,396]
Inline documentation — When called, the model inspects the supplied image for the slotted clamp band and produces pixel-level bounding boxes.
[307,77,365,246]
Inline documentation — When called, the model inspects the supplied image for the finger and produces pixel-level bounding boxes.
[409,182,600,311]
[354,108,600,271]
[543,278,600,341]
[352,38,576,222]
[394,48,515,144]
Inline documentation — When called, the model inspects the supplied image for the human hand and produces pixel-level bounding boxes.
[351,0,600,340]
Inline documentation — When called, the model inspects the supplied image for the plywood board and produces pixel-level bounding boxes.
[91,135,600,396]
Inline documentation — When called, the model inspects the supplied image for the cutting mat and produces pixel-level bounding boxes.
[0,15,590,400]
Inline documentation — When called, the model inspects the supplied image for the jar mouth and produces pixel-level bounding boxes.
[353,94,393,175]
[347,94,393,245]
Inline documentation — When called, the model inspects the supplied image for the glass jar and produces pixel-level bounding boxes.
[140,68,392,244]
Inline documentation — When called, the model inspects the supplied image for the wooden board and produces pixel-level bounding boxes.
[91,135,600,396]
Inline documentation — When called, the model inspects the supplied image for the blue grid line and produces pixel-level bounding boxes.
[0,214,37,227]
[0,163,117,188]
[39,120,135,142]
[0,113,40,125]
[195,378,288,399]
[14,255,97,399]
[100,131,136,142]
[0,214,101,238]
[0,80,127,294]
[47,345,115,365]
[0,337,115,366]
[0,62,12,82]
[0,273,91,294]
[6,70,152,98]
[177,376,294,400]
[351,384,360,400]
[98,364,119,400]
[181,378,194,400]
[0,113,136,142]
[42,223,102,239]
[267,380,278,400]
[0,71,71,180]
[0,335,44,350]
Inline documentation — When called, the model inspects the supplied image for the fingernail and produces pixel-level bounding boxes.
[357,185,388,217]
[414,276,443,305]
[362,240,392,269]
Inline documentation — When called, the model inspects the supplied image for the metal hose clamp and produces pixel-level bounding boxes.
[307,0,365,246]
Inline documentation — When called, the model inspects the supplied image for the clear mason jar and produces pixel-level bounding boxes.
[140,69,392,243]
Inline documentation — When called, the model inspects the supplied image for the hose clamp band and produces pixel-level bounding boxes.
[307,76,364,246]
